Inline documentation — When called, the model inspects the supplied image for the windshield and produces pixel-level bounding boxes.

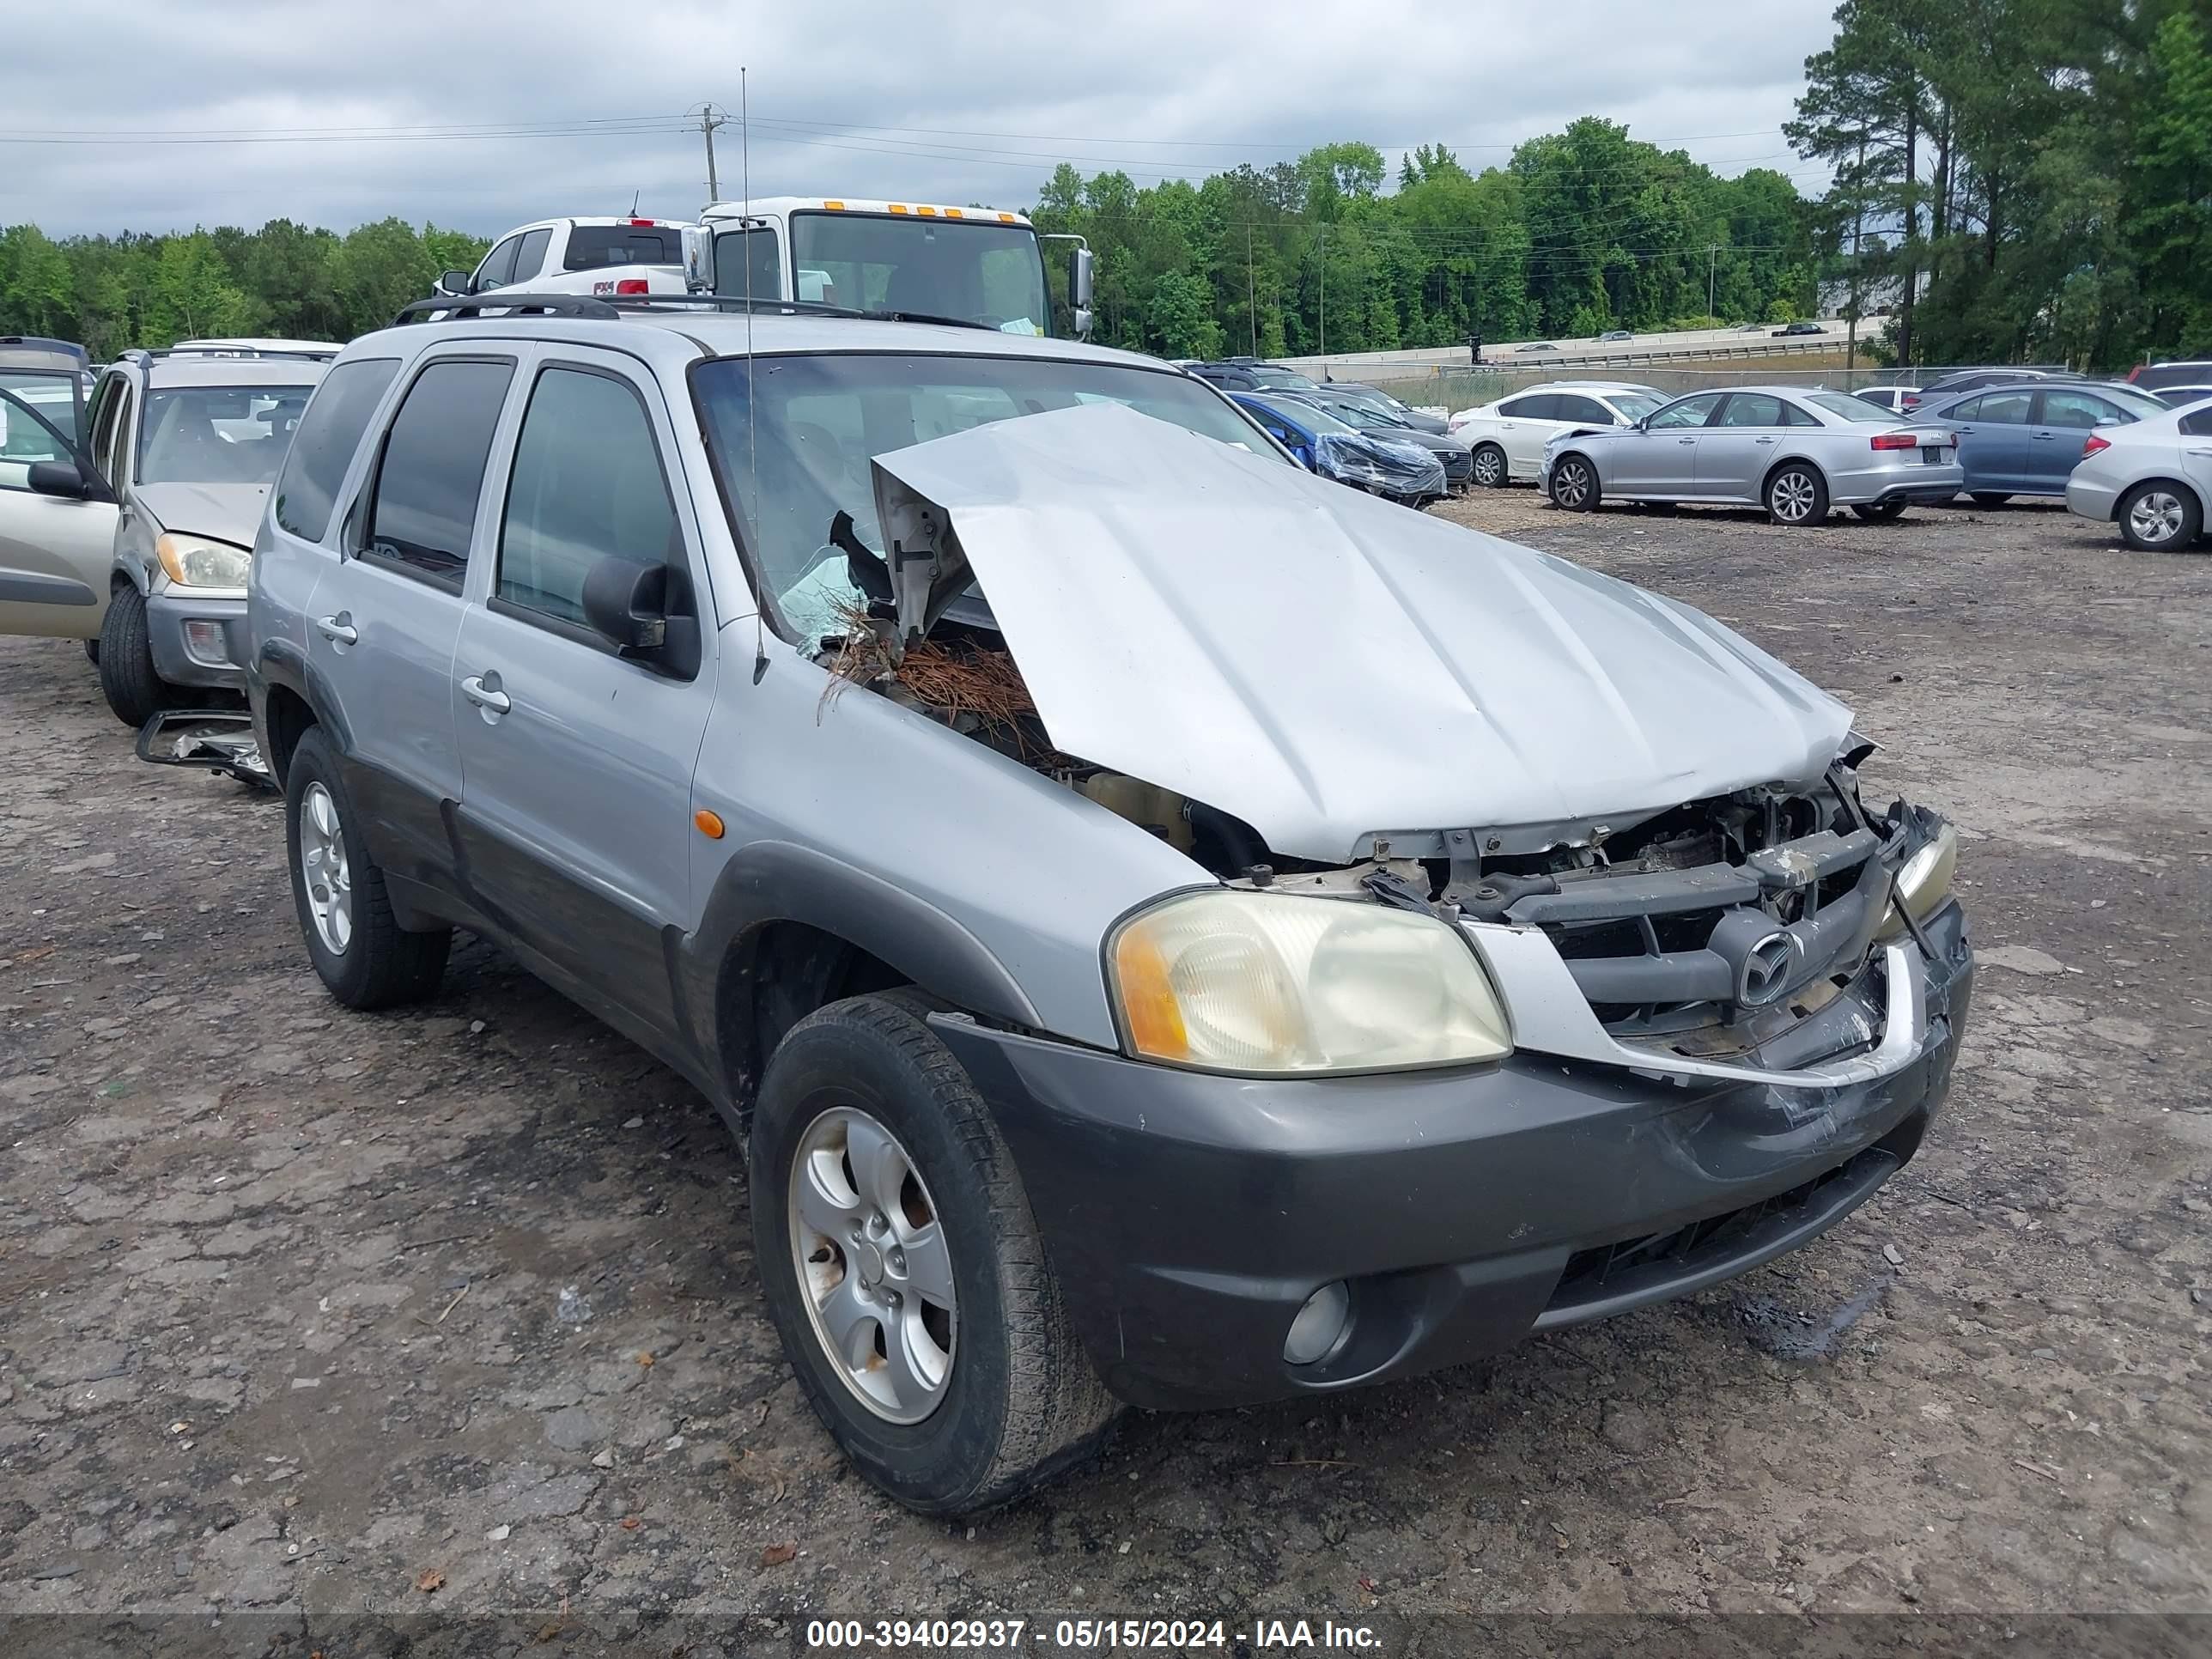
[1611,392,1666,421]
[1271,397,1357,436]
[696,352,1279,640]
[1311,398,1400,433]
[1805,391,1892,423]
[789,213,1051,336]
[1249,366,1318,390]
[139,384,316,485]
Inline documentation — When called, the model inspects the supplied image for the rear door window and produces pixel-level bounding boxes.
[562,225,679,270]
[1552,395,1612,424]
[1976,390,2035,424]
[1500,394,1559,420]
[513,228,554,284]
[362,357,515,590]
[274,357,401,543]
[497,366,681,629]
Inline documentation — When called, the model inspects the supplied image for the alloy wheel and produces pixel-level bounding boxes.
[299,781,354,956]
[2128,489,2185,546]
[1771,471,1818,522]
[1553,459,1591,507]
[1474,447,1504,487]
[788,1106,957,1425]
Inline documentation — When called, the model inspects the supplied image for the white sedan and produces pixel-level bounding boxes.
[1448,382,1667,487]
[2064,397,2212,550]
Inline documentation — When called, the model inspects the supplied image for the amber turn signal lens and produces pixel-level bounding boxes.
[694,810,726,840]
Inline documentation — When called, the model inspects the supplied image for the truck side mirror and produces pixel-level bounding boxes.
[1071,246,1095,339]
[681,226,717,294]
[435,269,473,297]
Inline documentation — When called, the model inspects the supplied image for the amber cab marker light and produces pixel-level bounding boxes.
[694,810,726,840]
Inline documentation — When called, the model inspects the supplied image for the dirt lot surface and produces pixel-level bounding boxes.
[2,492,2208,1649]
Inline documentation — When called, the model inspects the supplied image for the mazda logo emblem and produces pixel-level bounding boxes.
[1737,932,1800,1007]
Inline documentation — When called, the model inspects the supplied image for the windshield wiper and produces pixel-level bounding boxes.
[851,308,998,333]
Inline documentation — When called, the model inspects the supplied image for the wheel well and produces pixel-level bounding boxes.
[262,686,317,787]
[714,920,908,1121]
[1761,455,1826,493]
[2116,477,2203,522]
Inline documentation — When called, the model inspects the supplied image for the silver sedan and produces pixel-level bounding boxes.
[1540,386,1966,524]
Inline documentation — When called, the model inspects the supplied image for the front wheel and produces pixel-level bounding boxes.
[1852,500,1908,522]
[1765,463,1830,526]
[1548,453,1598,511]
[2117,482,2202,552]
[751,994,1120,1516]
[1470,443,1508,488]
[97,585,167,727]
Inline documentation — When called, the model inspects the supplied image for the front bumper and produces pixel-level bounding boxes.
[146,588,249,690]
[933,901,1972,1411]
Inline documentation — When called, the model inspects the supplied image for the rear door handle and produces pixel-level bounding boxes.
[1753,436,1776,445]
[461,674,511,716]
[313,613,356,646]
[2031,431,2058,441]
[1677,436,1697,445]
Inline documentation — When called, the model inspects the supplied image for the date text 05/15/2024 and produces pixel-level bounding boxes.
[803,1617,1383,1650]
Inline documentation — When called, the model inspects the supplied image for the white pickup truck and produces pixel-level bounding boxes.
[436,216,695,300]
[439,200,1093,337]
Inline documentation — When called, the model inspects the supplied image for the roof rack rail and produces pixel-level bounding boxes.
[118,344,339,363]
[393,293,622,324]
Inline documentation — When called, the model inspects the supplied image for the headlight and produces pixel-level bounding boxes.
[1878,820,1959,939]
[156,532,252,589]
[1108,889,1513,1074]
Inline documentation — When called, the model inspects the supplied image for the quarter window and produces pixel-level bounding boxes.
[362,358,514,589]
[513,228,554,283]
[2179,409,2212,436]
[274,357,400,543]
[497,368,681,627]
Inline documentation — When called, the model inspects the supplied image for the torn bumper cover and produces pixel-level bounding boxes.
[934,898,1972,1411]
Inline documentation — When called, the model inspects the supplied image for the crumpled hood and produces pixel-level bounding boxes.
[871,402,1852,862]
[132,483,266,548]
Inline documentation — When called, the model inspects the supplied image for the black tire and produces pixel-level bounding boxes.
[1470,443,1509,489]
[1764,461,1830,526]
[1970,491,2011,507]
[1548,453,1598,511]
[283,726,451,1010]
[751,994,1120,1516]
[1852,500,1908,521]
[83,637,100,665]
[2115,480,2203,553]
[97,584,167,727]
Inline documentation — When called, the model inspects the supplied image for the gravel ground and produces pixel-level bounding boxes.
[0,491,2207,1648]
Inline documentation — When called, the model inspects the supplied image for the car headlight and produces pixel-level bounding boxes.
[1878,820,1959,939]
[156,532,252,590]
[1108,889,1513,1074]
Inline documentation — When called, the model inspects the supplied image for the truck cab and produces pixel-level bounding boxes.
[689,197,1091,337]
[437,217,694,300]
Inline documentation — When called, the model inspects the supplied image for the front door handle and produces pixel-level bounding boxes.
[1677,436,1697,445]
[461,673,511,716]
[313,613,356,646]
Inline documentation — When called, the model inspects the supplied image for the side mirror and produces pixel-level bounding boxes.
[435,269,473,297]
[582,557,670,651]
[27,459,90,499]
[1070,246,1095,339]
[681,226,717,294]
[2094,415,2121,428]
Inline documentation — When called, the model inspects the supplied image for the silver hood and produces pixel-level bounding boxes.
[132,482,266,548]
[871,403,1852,863]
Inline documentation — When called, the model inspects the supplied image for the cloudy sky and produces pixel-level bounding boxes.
[6,1,1840,237]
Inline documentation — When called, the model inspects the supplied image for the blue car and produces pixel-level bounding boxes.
[1919,380,2172,504]
[1228,392,1445,504]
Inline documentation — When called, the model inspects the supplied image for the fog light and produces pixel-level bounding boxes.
[1283,1280,1352,1366]
[182,620,234,669]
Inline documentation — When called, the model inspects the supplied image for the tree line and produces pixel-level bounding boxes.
[0,219,490,358]
[1793,0,2211,368]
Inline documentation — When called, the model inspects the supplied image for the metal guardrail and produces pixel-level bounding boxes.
[1338,337,1850,380]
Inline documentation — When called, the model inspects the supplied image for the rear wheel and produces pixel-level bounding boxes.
[1970,491,2011,507]
[83,637,100,665]
[1549,453,1598,511]
[1852,499,1908,522]
[1765,463,1829,526]
[2117,482,2201,552]
[1470,443,1508,488]
[284,726,452,1009]
[751,994,1120,1515]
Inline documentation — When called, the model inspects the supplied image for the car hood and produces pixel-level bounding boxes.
[868,403,1853,862]
[131,482,267,547]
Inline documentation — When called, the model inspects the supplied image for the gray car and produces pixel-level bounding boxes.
[245,295,1972,1515]
[1540,384,1966,523]
[42,345,332,724]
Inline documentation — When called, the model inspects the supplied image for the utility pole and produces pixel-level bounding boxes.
[690,103,729,204]
[1845,135,1866,377]
[1707,245,1720,324]
[1317,224,1327,361]
[1247,226,1257,356]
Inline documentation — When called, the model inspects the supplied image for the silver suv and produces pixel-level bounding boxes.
[247,294,1975,1515]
